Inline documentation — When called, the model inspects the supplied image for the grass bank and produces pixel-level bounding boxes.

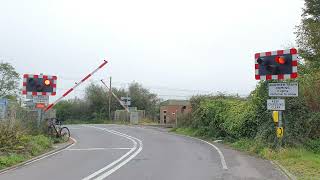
[0,135,53,170]
[137,119,159,125]
[172,127,320,180]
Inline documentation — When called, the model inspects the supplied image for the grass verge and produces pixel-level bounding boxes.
[0,135,53,170]
[172,127,320,180]
[137,119,159,125]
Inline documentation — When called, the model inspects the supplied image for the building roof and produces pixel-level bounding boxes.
[161,100,190,106]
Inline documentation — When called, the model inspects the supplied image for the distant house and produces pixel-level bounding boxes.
[160,100,191,124]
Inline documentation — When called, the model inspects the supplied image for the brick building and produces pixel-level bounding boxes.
[160,100,191,124]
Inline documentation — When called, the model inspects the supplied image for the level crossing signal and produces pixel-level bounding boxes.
[22,74,57,96]
[255,48,298,80]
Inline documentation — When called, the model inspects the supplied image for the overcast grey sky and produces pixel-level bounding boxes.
[1,0,304,101]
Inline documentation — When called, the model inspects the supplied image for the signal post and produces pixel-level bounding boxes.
[254,48,299,148]
[22,74,57,127]
[21,61,109,128]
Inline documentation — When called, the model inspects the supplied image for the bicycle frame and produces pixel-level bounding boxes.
[47,118,62,137]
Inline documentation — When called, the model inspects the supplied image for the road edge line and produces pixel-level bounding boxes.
[113,124,228,170]
[169,132,228,170]
[270,160,297,180]
[0,137,76,175]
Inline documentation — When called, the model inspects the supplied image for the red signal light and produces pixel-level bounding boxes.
[275,56,286,64]
[44,79,51,86]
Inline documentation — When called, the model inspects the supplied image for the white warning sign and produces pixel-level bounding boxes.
[268,83,298,97]
[267,99,285,111]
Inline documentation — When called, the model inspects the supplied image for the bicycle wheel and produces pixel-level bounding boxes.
[60,127,70,142]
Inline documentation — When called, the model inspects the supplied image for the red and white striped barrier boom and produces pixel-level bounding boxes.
[101,79,130,112]
[45,60,108,112]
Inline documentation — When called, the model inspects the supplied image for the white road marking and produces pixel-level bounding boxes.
[67,148,133,151]
[94,130,143,180]
[174,133,228,170]
[199,139,228,170]
[112,125,228,170]
[107,124,228,170]
[82,126,143,180]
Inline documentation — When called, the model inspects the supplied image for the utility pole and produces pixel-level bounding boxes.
[101,80,129,112]
[175,110,178,127]
[109,77,112,122]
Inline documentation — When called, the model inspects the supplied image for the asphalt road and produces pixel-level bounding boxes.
[0,124,287,180]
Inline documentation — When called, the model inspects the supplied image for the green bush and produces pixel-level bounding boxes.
[189,94,261,140]
[177,112,193,127]
[21,135,53,156]
[181,80,320,147]
[305,139,320,154]
[0,120,26,153]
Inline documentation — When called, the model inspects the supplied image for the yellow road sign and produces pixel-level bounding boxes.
[272,111,279,123]
[276,127,284,138]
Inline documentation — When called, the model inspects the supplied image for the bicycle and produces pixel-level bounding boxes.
[47,118,70,142]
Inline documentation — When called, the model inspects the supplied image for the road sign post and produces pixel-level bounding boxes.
[255,48,299,149]
[22,74,57,128]
[37,109,43,128]
[276,111,284,148]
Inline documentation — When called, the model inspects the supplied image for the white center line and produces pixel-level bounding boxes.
[81,125,143,180]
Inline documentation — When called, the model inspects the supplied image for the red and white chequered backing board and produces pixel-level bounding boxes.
[255,48,298,80]
[22,74,57,96]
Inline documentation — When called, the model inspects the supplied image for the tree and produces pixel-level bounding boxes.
[85,83,108,119]
[55,98,90,121]
[296,0,320,69]
[296,0,320,111]
[0,63,19,97]
[128,82,160,119]
[54,100,73,121]
[84,83,127,120]
[55,82,160,121]
[294,0,320,140]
